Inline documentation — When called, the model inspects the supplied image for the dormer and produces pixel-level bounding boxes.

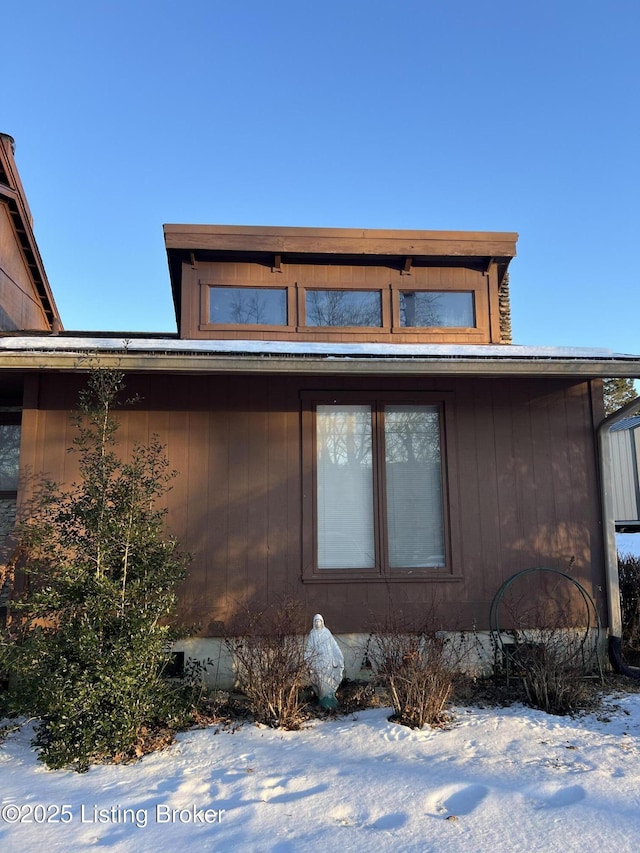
[164,224,517,344]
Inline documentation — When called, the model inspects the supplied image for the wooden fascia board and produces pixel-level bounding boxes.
[163,224,518,260]
[1,351,639,379]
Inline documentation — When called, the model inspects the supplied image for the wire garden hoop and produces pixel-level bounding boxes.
[489,567,602,678]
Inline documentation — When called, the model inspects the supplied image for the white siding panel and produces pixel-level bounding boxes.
[612,428,640,522]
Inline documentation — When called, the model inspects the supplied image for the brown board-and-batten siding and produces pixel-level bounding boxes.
[18,371,607,634]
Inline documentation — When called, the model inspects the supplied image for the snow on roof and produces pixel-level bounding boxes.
[1,336,639,380]
[0,335,637,361]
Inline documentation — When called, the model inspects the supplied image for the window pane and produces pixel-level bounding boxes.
[0,424,20,491]
[316,405,375,568]
[399,291,474,327]
[384,405,444,568]
[306,290,382,327]
[209,287,287,325]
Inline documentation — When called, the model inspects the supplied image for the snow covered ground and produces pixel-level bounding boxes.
[3,693,640,853]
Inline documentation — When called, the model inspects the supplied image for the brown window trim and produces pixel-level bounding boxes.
[199,282,295,331]
[390,282,484,334]
[300,285,389,330]
[198,279,487,339]
[300,390,461,583]
[388,327,485,339]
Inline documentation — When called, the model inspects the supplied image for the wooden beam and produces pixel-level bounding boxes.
[163,224,518,260]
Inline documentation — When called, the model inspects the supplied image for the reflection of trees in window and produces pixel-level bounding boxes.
[229,292,270,324]
[383,406,440,464]
[400,292,474,328]
[314,402,445,571]
[316,405,374,569]
[307,290,381,327]
[317,406,372,469]
[210,287,286,325]
[0,424,20,491]
[384,405,443,569]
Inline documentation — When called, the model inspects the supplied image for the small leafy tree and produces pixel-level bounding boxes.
[1,368,190,770]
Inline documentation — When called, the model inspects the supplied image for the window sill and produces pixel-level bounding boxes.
[302,570,463,584]
[199,323,292,332]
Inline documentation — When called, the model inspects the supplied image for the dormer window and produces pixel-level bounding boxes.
[304,289,383,328]
[209,286,288,326]
[202,280,483,336]
[399,291,475,328]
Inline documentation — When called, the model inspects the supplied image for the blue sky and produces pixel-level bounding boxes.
[3,1,640,354]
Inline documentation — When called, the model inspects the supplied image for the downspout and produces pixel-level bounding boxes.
[596,395,640,675]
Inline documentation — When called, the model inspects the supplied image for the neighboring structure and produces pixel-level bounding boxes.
[2,138,640,678]
[611,416,640,532]
[0,134,62,616]
[0,134,60,334]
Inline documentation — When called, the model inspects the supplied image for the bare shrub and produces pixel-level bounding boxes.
[618,552,640,664]
[513,635,593,715]
[369,616,458,729]
[492,568,602,715]
[224,598,308,729]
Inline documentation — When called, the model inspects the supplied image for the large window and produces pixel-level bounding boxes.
[304,394,452,579]
[201,280,485,338]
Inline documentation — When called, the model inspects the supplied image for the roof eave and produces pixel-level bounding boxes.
[163,223,519,258]
[0,349,638,379]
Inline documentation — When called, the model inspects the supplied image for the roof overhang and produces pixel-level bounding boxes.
[163,224,519,259]
[1,336,639,380]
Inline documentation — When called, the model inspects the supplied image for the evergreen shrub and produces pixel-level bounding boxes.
[1,368,191,770]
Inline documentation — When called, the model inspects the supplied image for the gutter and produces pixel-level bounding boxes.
[597,395,640,676]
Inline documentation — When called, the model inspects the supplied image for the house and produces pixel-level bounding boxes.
[2,133,640,679]
[0,132,60,546]
[0,134,60,334]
